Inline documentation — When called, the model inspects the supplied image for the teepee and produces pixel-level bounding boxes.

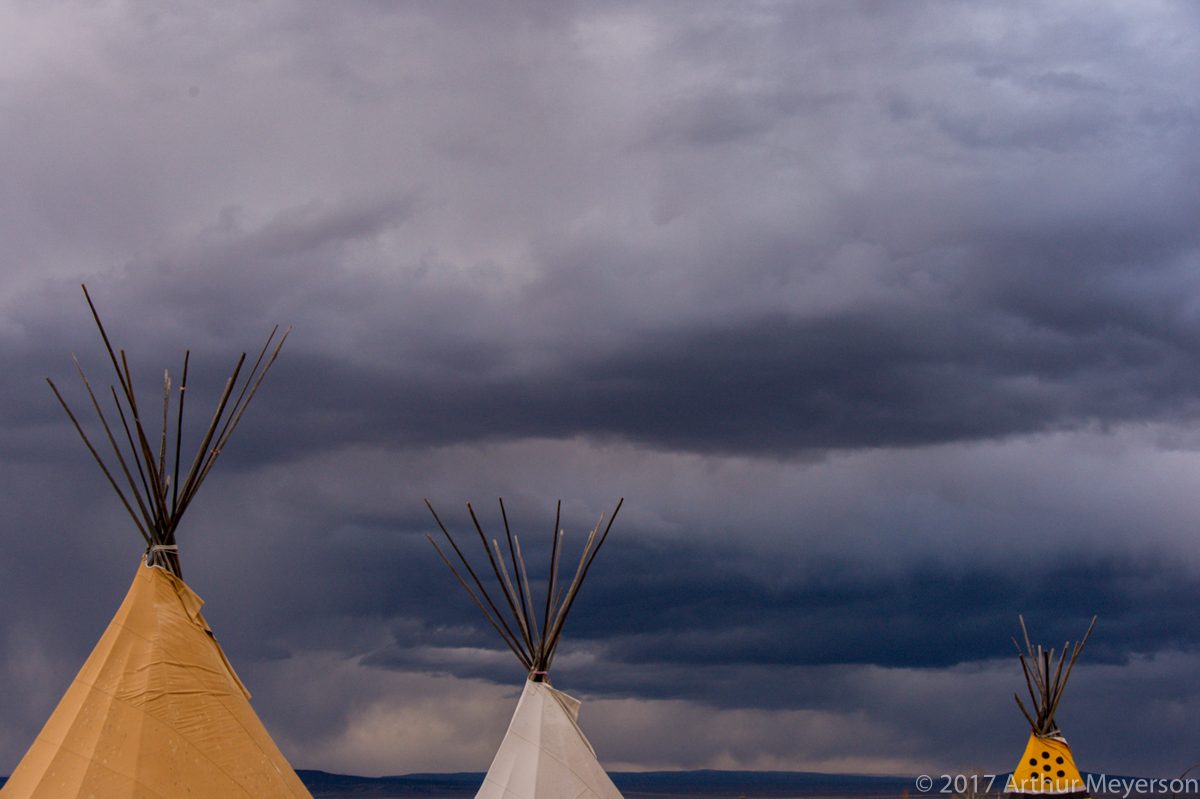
[426,498,625,799]
[1005,615,1096,799]
[1,286,311,799]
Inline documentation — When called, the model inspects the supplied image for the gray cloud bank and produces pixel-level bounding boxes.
[2,0,1200,781]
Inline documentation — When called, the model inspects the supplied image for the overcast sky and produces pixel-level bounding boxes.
[3,0,1200,780]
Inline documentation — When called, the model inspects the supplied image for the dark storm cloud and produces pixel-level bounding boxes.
[17,225,1200,464]
[3,0,1200,779]
[2,2,1198,462]
[256,287,1200,456]
[360,535,1200,702]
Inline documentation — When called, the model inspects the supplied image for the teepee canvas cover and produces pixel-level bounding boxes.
[1,287,310,799]
[478,679,620,799]
[427,499,625,799]
[2,564,310,797]
[1005,616,1096,799]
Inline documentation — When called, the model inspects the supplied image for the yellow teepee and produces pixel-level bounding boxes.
[1,286,309,798]
[1009,732,1086,797]
[1005,616,1096,799]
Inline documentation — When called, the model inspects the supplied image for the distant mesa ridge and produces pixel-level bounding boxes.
[292,769,916,797]
[1,770,1156,797]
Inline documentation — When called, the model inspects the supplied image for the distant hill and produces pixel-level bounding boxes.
[0,770,917,798]
[6,768,1177,797]
[296,769,915,798]
[4,769,913,797]
[298,769,480,797]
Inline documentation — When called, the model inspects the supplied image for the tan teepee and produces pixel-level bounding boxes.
[427,499,625,799]
[1,286,310,799]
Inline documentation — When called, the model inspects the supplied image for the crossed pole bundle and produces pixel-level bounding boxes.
[426,498,624,678]
[47,285,289,577]
[1012,615,1097,736]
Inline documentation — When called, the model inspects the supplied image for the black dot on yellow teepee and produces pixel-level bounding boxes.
[1029,758,1038,766]
[1056,756,1064,764]
[1043,765,1051,772]
[1057,770,1065,777]
[1041,751,1050,759]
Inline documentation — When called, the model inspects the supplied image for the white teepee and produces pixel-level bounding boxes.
[427,499,625,799]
